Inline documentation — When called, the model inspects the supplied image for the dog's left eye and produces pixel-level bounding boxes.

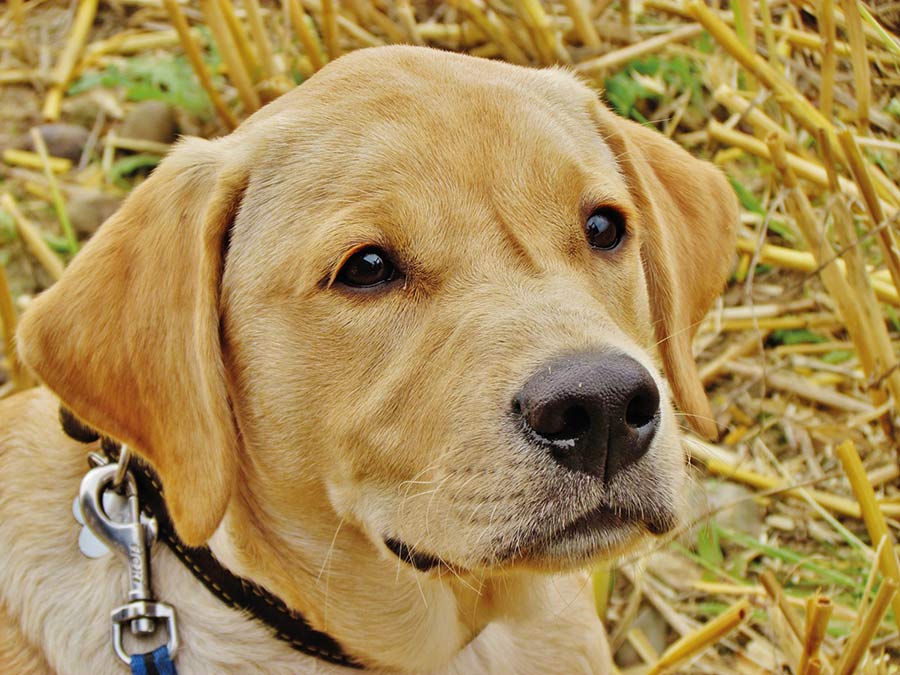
[585,207,626,251]
[336,247,398,288]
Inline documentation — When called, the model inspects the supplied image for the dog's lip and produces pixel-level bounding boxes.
[383,537,453,573]
[495,501,675,565]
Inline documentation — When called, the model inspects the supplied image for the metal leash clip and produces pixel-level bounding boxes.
[78,448,179,666]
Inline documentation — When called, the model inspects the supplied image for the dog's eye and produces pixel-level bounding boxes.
[585,208,626,251]
[336,247,398,288]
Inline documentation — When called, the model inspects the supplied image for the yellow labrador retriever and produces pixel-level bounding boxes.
[0,46,737,674]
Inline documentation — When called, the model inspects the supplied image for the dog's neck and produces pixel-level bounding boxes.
[208,475,527,672]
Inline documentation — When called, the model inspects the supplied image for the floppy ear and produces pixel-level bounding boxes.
[18,137,245,545]
[595,105,738,439]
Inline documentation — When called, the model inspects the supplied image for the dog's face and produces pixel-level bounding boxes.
[19,48,737,576]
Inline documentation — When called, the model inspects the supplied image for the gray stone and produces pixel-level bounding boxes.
[67,192,122,238]
[120,101,176,145]
[22,124,90,162]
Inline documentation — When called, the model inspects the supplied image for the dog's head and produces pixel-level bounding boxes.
[19,47,736,575]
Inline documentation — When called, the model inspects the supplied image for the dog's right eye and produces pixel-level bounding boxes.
[336,247,398,288]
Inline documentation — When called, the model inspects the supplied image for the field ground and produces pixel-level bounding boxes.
[2,0,900,672]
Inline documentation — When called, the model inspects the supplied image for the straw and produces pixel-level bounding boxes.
[817,129,900,415]
[645,599,751,675]
[836,440,900,624]
[286,0,326,71]
[320,0,341,61]
[818,0,836,118]
[452,0,529,65]
[243,0,278,80]
[732,0,756,88]
[576,24,702,74]
[837,130,900,300]
[799,594,833,675]
[697,453,900,519]
[200,0,261,112]
[514,0,561,65]
[561,0,600,48]
[42,0,99,121]
[0,193,66,281]
[758,0,777,67]
[766,134,891,415]
[218,0,261,79]
[0,260,29,392]
[3,149,71,174]
[734,238,899,307]
[838,0,870,128]
[162,0,238,130]
[29,128,77,254]
[395,0,423,45]
[835,578,897,675]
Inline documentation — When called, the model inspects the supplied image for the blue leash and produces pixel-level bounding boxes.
[130,646,178,675]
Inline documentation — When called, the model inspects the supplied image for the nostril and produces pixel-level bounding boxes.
[511,395,523,416]
[625,388,659,428]
[542,405,590,441]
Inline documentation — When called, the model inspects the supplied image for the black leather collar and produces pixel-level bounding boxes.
[61,407,362,670]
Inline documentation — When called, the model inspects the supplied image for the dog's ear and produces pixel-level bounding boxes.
[18,137,245,545]
[595,105,738,440]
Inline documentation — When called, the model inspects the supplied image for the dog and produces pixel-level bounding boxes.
[0,45,737,674]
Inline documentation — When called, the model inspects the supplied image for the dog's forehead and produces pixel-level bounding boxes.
[242,47,620,180]
[239,48,629,225]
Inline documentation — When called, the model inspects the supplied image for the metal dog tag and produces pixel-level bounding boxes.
[73,490,132,558]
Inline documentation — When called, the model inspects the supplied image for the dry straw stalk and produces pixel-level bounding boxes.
[734,238,899,306]
[645,599,751,675]
[2,149,71,174]
[765,135,893,415]
[836,440,900,623]
[576,24,702,74]
[817,129,900,417]
[694,453,900,519]
[42,0,99,121]
[320,0,341,60]
[838,0,870,127]
[0,193,65,281]
[243,0,278,80]
[217,0,260,79]
[200,0,261,112]
[162,0,238,130]
[837,130,900,298]
[799,594,833,675]
[818,0,837,117]
[286,0,326,72]
[835,578,897,675]
[29,128,77,254]
[0,262,28,391]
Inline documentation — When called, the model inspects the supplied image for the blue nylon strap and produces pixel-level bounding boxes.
[130,646,178,675]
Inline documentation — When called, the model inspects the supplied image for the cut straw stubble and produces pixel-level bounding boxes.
[835,577,897,675]
[836,440,900,625]
[799,594,833,675]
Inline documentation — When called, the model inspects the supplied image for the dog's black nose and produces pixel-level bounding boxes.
[512,351,660,481]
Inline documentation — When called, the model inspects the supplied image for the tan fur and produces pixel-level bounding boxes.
[1,46,737,674]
